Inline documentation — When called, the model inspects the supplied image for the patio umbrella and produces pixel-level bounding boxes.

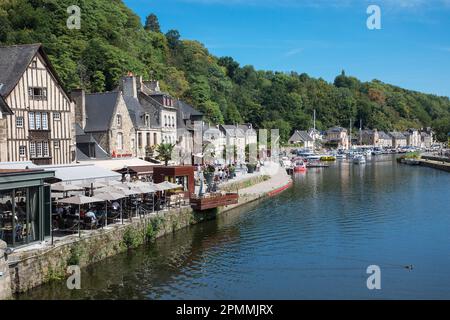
[95,192,125,227]
[56,195,104,237]
[104,180,122,186]
[114,186,141,196]
[51,183,83,193]
[157,181,183,190]
[78,181,107,189]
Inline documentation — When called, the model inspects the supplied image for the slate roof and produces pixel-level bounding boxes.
[0,94,13,115]
[289,130,314,142]
[389,131,406,140]
[0,43,70,99]
[378,131,391,139]
[0,44,41,97]
[327,126,347,133]
[75,124,109,160]
[84,92,120,132]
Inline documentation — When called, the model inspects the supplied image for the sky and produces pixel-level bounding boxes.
[124,0,450,97]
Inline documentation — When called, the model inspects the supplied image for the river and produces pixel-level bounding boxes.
[18,155,450,299]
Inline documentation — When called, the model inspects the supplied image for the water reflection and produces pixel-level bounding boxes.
[18,156,450,299]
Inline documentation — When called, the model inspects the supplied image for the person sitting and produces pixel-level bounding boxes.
[111,201,120,211]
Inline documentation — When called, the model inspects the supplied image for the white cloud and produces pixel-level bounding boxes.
[284,48,304,57]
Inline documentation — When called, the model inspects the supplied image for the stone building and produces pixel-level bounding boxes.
[326,127,349,150]
[120,75,161,160]
[389,131,407,147]
[0,44,76,164]
[288,130,314,148]
[404,128,421,147]
[72,90,135,158]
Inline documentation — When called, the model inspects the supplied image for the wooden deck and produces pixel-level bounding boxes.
[190,193,239,211]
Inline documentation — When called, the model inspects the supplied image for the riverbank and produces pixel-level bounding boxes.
[2,163,292,298]
[419,158,450,172]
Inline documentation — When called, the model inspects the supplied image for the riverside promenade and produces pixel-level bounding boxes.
[220,162,293,212]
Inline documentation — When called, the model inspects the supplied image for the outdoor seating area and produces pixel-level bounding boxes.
[50,179,186,240]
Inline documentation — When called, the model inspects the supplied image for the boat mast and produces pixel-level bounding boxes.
[349,118,352,150]
[313,109,316,152]
[359,118,362,146]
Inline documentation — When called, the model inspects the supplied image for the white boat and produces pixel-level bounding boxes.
[306,155,321,161]
[352,154,366,164]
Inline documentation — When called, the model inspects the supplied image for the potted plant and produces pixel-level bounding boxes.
[228,165,236,178]
[203,164,216,187]
[246,163,257,173]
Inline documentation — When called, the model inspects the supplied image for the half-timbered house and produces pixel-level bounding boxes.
[0,44,76,165]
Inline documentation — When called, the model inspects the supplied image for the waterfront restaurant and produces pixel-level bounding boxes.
[153,166,195,197]
[0,169,54,247]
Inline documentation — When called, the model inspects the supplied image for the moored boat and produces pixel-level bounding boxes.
[352,154,366,164]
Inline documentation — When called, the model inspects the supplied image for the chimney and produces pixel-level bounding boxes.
[71,89,86,129]
[121,75,138,98]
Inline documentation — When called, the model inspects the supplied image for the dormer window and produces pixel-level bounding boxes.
[145,114,150,127]
[28,87,47,101]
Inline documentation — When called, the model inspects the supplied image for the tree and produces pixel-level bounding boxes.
[166,29,181,50]
[144,14,161,33]
[156,143,175,166]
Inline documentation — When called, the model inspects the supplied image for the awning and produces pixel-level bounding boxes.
[0,162,120,184]
[77,158,159,171]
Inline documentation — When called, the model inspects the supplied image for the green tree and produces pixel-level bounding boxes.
[156,143,175,166]
[144,14,161,33]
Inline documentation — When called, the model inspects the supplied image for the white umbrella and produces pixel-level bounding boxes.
[114,186,141,196]
[95,192,126,227]
[95,192,124,201]
[105,180,122,186]
[51,183,83,192]
[157,181,183,190]
[77,181,107,189]
[56,195,104,205]
[56,195,104,237]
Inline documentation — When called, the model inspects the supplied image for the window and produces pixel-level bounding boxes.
[153,133,157,145]
[172,116,175,127]
[43,141,49,157]
[28,112,48,130]
[42,112,48,130]
[19,146,26,157]
[30,60,37,68]
[54,141,60,149]
[116,115,122,128]
[146,133,151,147]
[16,116,24,128]
[145,114,150,127]
[53,112,61,121]
[35,112,41,130]
[28,87,47,101]
[164,115,167,127]
[30,142,36,158]
[138,132,142,148]
[29,112,35,130]
[117,133,123,150]
[36,142,42,158]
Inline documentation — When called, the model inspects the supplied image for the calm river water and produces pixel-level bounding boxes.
[18,156,450,299]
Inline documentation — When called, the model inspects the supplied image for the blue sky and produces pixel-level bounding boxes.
[124,0,450,97]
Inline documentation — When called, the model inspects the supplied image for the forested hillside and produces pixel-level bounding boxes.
[1,0,449,141]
